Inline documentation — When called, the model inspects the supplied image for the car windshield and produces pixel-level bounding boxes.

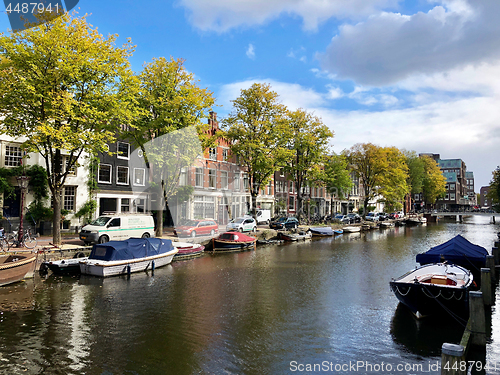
[91,217,111,226]
[180,220,199,227]
[347,214,355,217]
[234,218,245,224]
[335,214,343,218]
[276,217,287,222]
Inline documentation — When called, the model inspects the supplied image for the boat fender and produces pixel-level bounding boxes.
[73,252,86,259]
[127,265,131,275]
[151,260,155,271]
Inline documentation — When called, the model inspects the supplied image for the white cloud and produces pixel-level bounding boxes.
[217,77,500,187]
[246,43,255,59]
[319,0,500,86]
[177,0,398,32]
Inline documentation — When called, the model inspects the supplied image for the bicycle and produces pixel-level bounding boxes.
[6,226,38,249]
[0,228,10,251]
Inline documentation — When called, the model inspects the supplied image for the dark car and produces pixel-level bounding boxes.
[269,217,299,230]
[347,213,361,223]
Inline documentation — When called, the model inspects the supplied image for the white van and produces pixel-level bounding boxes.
[79,214,155,244]
[248,209,271,224]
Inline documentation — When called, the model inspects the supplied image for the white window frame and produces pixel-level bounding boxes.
[209,169,216,189]
[234,173,240,191]
[195,167,203,187]
[98,164,112,184]
[4,145,22,167]
[121,198,130,212]
[116,166,129,185]
[222,148,229,162]
[117,141,130,160]
[221,171,228,190]
[450,193,456,200]
[63,186,76,211]
[133,168,145,186]
[209,147,217,161]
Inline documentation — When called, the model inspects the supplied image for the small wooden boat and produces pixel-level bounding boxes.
[308,227,336,236]
[172,242,205,260]
[0,253,37,286]
[390,263,473,318]
[80,238,178,277]
[278,231,312,241]
[212,232,256,252]
[342,226,361,233]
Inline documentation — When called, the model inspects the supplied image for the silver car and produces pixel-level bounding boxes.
[226,217,257,233]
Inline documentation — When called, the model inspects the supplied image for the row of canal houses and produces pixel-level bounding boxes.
[0,112,363,233]
[0,113,479,233]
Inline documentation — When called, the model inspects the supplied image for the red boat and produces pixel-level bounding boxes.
[212,232,256,252]
[172,242,205,260]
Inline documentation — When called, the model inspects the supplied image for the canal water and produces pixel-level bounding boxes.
[0,217,499,375]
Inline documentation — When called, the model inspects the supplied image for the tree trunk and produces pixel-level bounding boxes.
[156,210,163,237]
[363,197,370,219]
[52,190,62,245]
[251,192,258,221]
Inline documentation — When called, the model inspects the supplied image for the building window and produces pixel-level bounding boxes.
[243,173,249,191]
[289,196,295,210]
[5,145,22,167]
[221,171,228,190]
[63,186,76,211]
[209,169,216,188]
[234,173,240,191]
[98,164,112,184]
[65,157,77,176]
[414,193,420,200]
[133,168,145,186]
[179,168,187,186]
[445,194,449,200]
[117,142,130,160]
[117,166,129,185]
[135,198,145,213]
[195,168,203,187]
[209,147,217,161]
[222,148,228,161]
[193,195,215,219]
[121,198,130,212]
[450,183,455,190]
[450,193,456,200]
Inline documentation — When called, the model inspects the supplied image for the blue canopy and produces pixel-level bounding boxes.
[416,235,488,271]
[89,238,174,262]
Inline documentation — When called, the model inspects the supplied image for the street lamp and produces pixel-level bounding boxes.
[16,175,30,246]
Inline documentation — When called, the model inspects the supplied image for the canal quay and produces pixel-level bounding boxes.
[0,217,499,374]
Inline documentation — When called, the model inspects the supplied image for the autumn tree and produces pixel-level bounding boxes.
[487,167,500,212]
[378,147,409,212]
[284,109,333,222]
[323,154,352,217]
[223,83,291,219]
[126,57,215,237]
[421,155,446,206]
[0,13,138,244]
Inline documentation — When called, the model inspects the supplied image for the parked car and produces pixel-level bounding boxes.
[226,217,257,233]
[334,214,350,224]
[365,212,383,221]
[174,219,219,238]
[269,217,299,230]
[347,213,361,223]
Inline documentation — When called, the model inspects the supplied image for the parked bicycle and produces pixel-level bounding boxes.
[0,228,10,251]
[6,226,37,249]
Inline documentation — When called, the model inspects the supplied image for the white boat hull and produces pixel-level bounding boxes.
[79,249,177,277]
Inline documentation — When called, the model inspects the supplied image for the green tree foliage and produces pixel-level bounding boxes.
[345,143,409,216]
[284,109,333,222]
[487,167,500,212]
[223,83,292,219]
[421,155,447,205]
[126,57,215,236]
[0,13,139,244]
[403,150,425,194]
[323,154,352,217]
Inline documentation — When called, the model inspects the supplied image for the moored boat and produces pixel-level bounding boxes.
[172,242,205,260]
[278,231,312,241]
[79,238,177,277]
[44,254,88,275]
[390,263,473,318]
[416,234,488,283]
[308,227,335,236]
[380,221,395,228]
[0,253,37,286]
[342,226,361,233]
[212,232,256,252]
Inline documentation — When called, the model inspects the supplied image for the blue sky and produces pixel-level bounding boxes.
[2,0,500,189]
